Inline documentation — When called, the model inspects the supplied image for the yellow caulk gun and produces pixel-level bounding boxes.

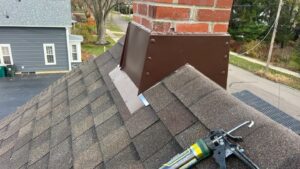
[159,121,260,169]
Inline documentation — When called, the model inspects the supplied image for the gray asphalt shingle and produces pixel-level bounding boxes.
[0,37,299,169]
[0,0,71,27]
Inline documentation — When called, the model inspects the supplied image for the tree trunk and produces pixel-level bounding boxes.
[96,16,108,45]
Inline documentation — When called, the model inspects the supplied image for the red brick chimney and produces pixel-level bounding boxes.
[132,0,233,33]
[120,0,234,93]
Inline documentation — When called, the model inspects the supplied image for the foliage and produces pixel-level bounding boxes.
[229,0,276,41]
[83,0,125,45]
[115,3,133,14]
[229,0,300,45]
[276,0,300,47]
[240,40,268,59]
[72,24,95,43]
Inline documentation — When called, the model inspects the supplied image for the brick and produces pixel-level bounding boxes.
[216,0,233,8]
[178,0,214,6]
[197,9,213,21]
[138,4,148,16]
[142,17,152,29]
[133,3,138,13]
[197,9,231,22]
[149,6,190,20]
[213,23,229,33]
[176,23,209,33]
[153,22,171,32]
[133,15,142,24]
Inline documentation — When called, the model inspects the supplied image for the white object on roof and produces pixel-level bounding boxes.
[109,67,146,114]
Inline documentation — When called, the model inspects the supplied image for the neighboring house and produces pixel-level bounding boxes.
[0,0,83,73]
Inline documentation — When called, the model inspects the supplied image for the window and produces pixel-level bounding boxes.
[70,43,81,62]
[43,44,56,65]
[0,44,13,65]
[71,44,78,61]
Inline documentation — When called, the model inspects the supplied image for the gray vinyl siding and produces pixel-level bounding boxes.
[0,27,69,72]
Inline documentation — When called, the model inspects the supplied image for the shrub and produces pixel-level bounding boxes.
[72,24,95,43]
[240,40,268,60]
[115,3,133,14]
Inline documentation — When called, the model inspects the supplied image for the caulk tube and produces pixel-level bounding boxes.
[159,139,211,169]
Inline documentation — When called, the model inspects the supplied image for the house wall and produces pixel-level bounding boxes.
[0,27,69,72]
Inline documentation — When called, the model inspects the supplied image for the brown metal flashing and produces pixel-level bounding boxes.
[120,23,230,94]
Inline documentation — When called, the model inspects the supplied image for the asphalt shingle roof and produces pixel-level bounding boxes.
[0,0,71,27]
[0,37,300,169]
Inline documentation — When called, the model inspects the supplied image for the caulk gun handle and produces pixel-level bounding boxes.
[232,148,260,169]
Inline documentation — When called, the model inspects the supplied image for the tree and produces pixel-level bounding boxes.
[276,0,300,48]
[85,0,124,45]
[229,0,277,41]
[229,0,300,46]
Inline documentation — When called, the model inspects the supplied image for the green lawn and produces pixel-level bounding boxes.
[230,55,300,90]
[106,22,123,32]
[122,15,132,22]
[273,53,300,72]
[82,36,115,56]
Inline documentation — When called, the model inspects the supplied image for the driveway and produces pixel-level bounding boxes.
[0,74,63,120]
[228,65,300,121]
